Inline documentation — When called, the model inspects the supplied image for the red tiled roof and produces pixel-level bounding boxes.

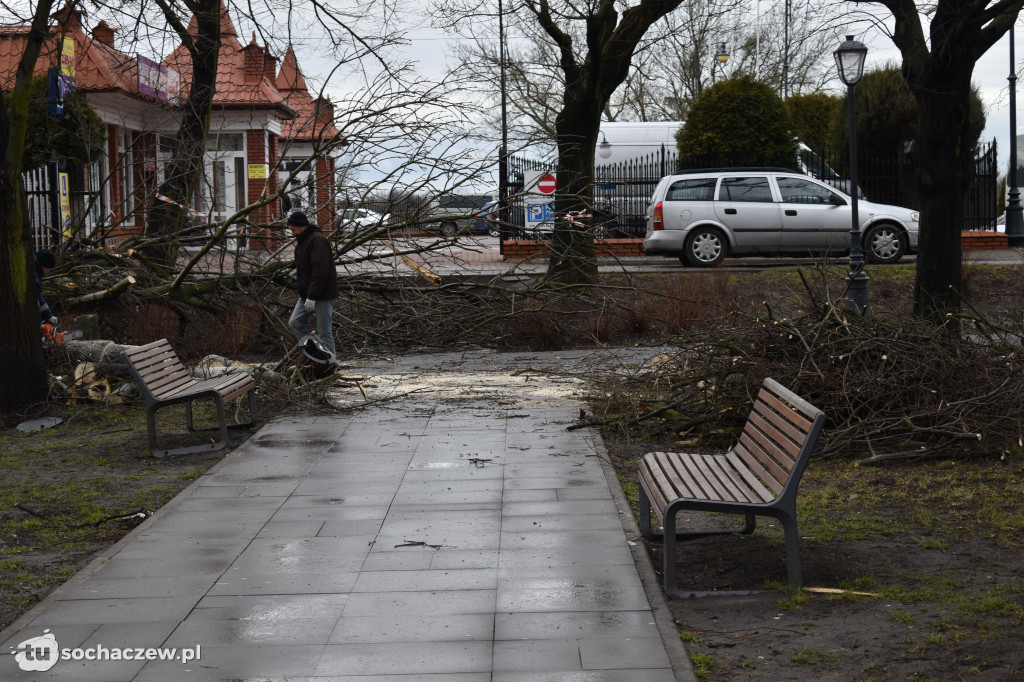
[277,46,340,142]
[0,10,140,95]
[163,4,294,117]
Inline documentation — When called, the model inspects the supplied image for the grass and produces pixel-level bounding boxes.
[790,648,842,668]
[689,651,719,679]
[0,401,238,628]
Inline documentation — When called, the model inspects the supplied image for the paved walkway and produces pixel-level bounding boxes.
[1,349,691,681]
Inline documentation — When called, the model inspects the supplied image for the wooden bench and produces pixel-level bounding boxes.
[122,339,258,457]
[638,377,826,598]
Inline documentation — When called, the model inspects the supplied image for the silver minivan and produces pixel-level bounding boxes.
[643,169,919,267]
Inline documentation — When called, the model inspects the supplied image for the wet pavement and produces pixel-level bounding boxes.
[1,348,692,681]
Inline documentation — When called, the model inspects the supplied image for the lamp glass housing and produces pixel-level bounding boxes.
[597,133,612,159]
[716,42,729,64]
[834,35,868,86]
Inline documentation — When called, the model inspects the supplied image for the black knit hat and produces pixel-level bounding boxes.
[286,211,310,227]
[36,249,57,268]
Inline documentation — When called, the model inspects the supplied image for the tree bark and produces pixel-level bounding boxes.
[144,0,223,269]
[529,0,685,283]
[876,0,1024,326]
[0,0,57,408]
[908,65,974,324]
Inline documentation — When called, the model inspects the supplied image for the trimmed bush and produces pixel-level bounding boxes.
[677,75,797,168]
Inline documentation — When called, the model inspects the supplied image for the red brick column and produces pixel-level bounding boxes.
[315,155,334,234]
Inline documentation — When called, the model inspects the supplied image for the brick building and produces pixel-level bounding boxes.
[0,3,339,250]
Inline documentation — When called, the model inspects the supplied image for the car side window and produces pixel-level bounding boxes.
[776,177,842,205]
[719,177,773,202]
[665,178,716,201]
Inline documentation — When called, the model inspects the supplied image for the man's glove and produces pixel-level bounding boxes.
[47,316,59,327]
[304,298,316,313]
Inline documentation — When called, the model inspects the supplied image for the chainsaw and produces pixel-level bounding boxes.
[42,322,83,348]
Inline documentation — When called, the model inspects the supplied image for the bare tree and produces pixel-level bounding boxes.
[861,0,1023,323]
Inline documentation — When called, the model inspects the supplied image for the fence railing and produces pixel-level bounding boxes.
[24,161,105,252]
[505,139,999,238]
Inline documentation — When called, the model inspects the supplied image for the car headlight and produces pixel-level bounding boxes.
[910,211,920,222]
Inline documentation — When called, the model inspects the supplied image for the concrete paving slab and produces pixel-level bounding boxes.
[0,348,692,681]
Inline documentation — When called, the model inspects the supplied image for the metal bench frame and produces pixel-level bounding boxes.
[638,377,826,598]
[122,339,258,457]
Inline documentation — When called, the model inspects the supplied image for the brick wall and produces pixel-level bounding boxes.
[962,231,1008,251]
[315,155,334,233]
[501,238,644,260]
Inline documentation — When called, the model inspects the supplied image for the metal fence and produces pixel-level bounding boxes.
[505,139,999,238]
[24,162,105,252]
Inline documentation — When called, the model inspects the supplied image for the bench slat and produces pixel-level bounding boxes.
[693,453,764,504]
[735,434,786,495]
[745,405,800,462]
[751,398,806,451]
[759,391,813,437]
[723,451,776,502]
[762,378,819,422]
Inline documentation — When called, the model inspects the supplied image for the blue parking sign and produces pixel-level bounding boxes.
[526,202,554,225]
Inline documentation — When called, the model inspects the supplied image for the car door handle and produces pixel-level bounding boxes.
[724,208,737,215]
[785,209,798,216]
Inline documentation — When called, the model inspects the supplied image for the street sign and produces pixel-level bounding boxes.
[524,170,556,231]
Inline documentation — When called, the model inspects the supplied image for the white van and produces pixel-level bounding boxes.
[596,121,682,166]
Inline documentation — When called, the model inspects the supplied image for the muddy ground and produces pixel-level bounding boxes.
[605,436,1024,681]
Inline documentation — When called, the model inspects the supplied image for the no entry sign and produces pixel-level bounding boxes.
[536,173,556,194]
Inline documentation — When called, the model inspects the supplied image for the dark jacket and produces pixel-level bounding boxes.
[35,256,53,321]
[295,225,338,301]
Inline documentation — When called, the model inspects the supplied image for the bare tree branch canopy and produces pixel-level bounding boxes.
[860,0,1024,324]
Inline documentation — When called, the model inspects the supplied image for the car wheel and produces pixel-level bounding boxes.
[863,223,906,264]
[683,226,727,267]
[487,223,501,237]
[440,222,458,237]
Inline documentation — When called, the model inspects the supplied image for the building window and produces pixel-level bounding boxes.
[118,131,134,225]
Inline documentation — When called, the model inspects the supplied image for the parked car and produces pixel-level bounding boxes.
[473,200,501,237]
[643,169,919,267]
[428,194,496,236]
[337,207,389,232]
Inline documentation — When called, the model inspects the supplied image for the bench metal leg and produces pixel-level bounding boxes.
[149,399,228,458]
[638,482,654,539]
[186,391,258,431]
[662,503,679,599]
[776,510,802,589]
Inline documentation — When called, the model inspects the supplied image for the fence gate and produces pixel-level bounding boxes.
[22,162,104,252]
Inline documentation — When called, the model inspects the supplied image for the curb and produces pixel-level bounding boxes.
[589,429,697,682]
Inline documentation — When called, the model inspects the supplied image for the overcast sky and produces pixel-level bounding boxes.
[264,3,1019,178]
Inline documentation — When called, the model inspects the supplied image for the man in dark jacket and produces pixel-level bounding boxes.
[287,212,339,356]
[35,249,59,328]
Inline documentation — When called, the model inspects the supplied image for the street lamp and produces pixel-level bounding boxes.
[716,42,730,65]
[835,34,869,312]
[1006,26,1024,246]
[695,42,730,97]
[497,0,510,250]
[598,132,612,160]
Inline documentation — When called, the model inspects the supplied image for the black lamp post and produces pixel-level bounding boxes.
[497,0,510,250]
[835,34,869,313]
[1006,26,1024,246]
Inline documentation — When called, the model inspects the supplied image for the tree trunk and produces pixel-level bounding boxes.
[547,93,601,283]
[0,0,57,408]
[143,0,222,270]
[908,65,975,325]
